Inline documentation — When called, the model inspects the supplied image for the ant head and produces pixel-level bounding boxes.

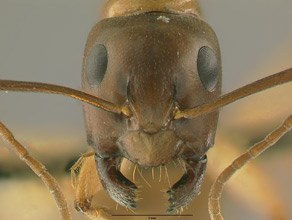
[82,10,221,166]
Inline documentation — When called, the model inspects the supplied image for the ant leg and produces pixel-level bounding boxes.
[208,134,289,219]
[71,151,95,188]
[73,153,112,220]
[208,114,292,220]
[0,121,72,220]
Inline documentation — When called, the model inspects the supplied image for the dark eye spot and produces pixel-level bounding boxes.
[85,44,108,88]
[197,46,219,91]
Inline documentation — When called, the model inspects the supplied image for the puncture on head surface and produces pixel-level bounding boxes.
[0,0,291,219]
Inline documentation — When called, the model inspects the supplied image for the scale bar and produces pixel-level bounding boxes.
[112,214,193,216]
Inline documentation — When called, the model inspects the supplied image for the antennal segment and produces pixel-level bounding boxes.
[0,80,132,117]
[174,67,292,119]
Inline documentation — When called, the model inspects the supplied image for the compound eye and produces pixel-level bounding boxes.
[197,46,219,91]
[85,44,108,88]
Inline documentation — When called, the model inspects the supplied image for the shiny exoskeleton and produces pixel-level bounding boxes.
[82,0,221,212]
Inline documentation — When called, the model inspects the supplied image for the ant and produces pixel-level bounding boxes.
[0,1,291,219]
